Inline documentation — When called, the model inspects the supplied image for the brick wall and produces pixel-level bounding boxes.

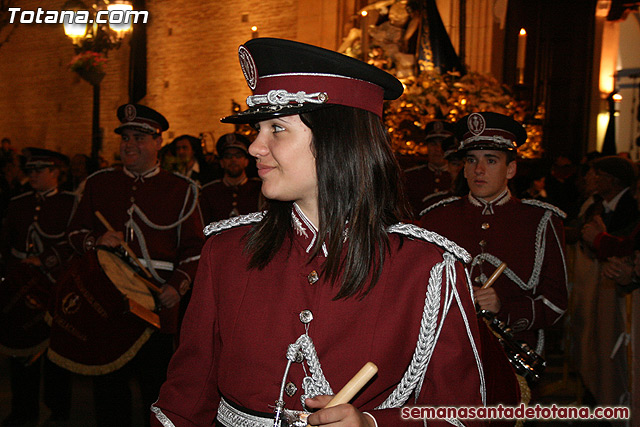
[0,0,343,162]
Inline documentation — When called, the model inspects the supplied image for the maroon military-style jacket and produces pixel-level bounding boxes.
[151,205,486,427]
[420,192,568,350]
[67,165,205,334]
[199,177,262,223]
[403,163,452,218]
[1,188,76,272]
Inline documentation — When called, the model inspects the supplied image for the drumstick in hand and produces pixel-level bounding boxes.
[94,211,153,279]
[306,362,378,427]
[481,262,507,289]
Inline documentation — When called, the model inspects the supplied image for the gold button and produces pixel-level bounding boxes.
[35,206,41,211]
[232,201,237,207]
[232,193,238,198]
[482,222,490,230]
[130,197,135,203]
[307,270,319,285]
[435,178,440,183]
[479,240,487,248]
[33,215,38,221]
[132,185,137,191]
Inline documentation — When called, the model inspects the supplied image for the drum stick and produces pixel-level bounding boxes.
[481,262,507,289]
[94,211,153,279]
[307,362,378,427]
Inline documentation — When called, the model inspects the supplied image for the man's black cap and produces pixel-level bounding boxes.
[115,104,169,135]
[216,133,251,156]
[425,120,455,143]
[222,38,404,124]
[22,147,69,169]
[455,112,527,153]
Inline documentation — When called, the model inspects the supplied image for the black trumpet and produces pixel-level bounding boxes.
[479,309,546,384]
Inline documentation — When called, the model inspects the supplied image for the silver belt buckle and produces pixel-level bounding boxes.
[279,409,309,427]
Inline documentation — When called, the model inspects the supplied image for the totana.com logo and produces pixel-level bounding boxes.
[7,7,149,25]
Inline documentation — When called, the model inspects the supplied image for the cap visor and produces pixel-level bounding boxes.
[221,103,330,124]
[459,142,516,153]
[114,123,158,135]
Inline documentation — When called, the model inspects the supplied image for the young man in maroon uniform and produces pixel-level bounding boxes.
[56,104,204,427]
[199,133,262,223]
[421,112,568,355]
[1,148,74,426]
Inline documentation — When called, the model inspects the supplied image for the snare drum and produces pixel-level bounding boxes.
[48,248,161,375]
[0,261,53,357]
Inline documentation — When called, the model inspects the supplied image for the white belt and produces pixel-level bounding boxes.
[217,397,308,427]
[138,258,174,272]
[217,397,274,427]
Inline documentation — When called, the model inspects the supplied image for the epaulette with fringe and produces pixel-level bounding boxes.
[418,196,461,217]
[521,199,567,219]
[204,211,264,237]
[387,222,471,263]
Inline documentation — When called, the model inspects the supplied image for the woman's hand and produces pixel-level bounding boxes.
[305,396,376,427]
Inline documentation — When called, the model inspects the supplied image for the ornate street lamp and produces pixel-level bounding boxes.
[62,0,134,162]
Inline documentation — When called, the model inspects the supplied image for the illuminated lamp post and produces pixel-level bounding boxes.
[62,0,134,163]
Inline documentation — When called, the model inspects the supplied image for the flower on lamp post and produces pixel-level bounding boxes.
[69,50,107,86]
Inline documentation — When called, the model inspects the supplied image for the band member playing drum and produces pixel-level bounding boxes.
[420,112,569,373]
[151,38,485,427]
[55,104,205,427]
[0,148,74,426]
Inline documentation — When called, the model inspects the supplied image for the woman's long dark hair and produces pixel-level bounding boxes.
[245,105,409,299]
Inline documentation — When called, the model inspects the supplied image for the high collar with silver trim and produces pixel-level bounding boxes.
[468,189,511,215]
[292,203,328,257]
[123,163,161,181]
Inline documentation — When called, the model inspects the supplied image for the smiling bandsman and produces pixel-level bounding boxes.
[55,103,205,427]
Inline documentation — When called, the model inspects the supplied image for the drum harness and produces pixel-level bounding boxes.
[122,180,199,284]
